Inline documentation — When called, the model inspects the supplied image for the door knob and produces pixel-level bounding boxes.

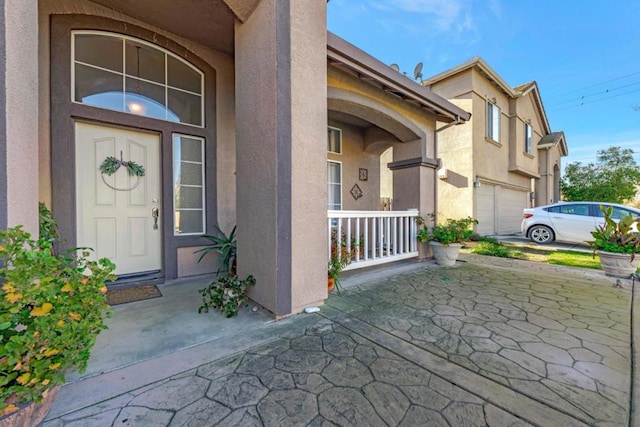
[152,207,159,230]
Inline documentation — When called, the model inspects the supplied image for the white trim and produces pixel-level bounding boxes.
[327,160,342,211]
[172,133,206,236]
[486,101,500,143]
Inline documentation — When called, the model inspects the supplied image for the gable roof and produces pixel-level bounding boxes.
[327,33,471,124]
[538,131,568,156]
[424,56,559,137]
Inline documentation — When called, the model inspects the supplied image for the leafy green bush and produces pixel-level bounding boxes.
[0,227,115,416]
[589,205,640,256]
[198,274,256,318]
[38,203,58,246]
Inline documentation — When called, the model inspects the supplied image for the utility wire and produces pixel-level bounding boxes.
[544,70,640,100]
[548,87,640,113]
[547,80,640,108]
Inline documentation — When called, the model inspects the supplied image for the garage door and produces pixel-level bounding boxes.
[475,184,496,235]
[498,188,528,234]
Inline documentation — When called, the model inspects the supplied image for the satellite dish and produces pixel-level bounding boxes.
[390,63,400,72]
[413,62,424,81]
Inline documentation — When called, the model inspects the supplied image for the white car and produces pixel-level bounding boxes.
[521,201,640,244]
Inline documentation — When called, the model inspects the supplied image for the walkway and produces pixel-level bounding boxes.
[43,255,634,426]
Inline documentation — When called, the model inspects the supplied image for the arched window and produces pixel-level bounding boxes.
[72,31,204,127]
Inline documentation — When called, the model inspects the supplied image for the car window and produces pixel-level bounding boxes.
[550,204,590,216]
[611,207,638,219]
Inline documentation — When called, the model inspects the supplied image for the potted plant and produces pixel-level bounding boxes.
[0,226,115,424]
[417,216,478,266]
[328,243,351,294]
[589,205,640,277]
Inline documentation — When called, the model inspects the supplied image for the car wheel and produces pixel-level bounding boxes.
[528,225,554,244]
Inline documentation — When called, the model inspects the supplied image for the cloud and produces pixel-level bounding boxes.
[385,0,468,31]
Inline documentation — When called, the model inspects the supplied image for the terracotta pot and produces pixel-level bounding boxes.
[0,386,60,427]
[597,250,640,277]
[430,241,462,266]
[328,276,335,292]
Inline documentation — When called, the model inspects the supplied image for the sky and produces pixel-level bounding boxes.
[327,0,640,169]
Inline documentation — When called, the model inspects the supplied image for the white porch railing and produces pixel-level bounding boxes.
[328,209,420,271]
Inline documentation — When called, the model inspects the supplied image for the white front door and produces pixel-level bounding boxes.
[75,122,162,276]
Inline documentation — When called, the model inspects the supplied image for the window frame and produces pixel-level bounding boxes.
[71,30,205,128]
[524,123,533,154]
[327,126,342,154]
[172,133,206,236]
[327,160,343,211]
[486,101,500,143]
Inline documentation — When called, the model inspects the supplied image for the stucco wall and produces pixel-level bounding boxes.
[4,2,39,233]
[328,120,381,211]
[436,99,474,220]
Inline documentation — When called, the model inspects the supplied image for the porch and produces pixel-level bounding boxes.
[328,209,420,271]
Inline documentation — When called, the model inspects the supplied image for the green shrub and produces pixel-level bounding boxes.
[198,274,256,318]
[0,227,115,416]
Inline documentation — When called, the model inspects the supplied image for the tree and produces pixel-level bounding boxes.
[560,146,640,203]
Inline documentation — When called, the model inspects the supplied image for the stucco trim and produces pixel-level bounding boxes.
[327,33,470,124]
[388,157,439,171]
[327,87,425,143]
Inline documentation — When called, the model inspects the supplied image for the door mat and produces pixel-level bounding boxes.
[106,285,162,306]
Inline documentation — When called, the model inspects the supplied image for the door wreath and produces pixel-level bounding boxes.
[99,155,146,191]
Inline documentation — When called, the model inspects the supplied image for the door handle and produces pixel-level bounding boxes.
[152,207,159,230]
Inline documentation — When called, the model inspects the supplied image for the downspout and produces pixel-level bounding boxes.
[434,115,465,224]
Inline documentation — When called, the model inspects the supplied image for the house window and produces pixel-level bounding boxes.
[173,134,205,235]
[486,101,500,142]
[327,161,342,210]
[525,123,532,154]
[328,127,342,154]
[72,31,204,127]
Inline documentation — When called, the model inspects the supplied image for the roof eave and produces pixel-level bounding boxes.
[327,32,470,123]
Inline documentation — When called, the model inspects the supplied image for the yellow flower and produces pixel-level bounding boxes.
[30,303,53,317]
[5,293,22,303]
[1,282,15,293]
[61,283,73,293]
[16,373,31,385]
[100,286,108,295]
[1,405,18,416]
[57,320,65,327]
[43,349,60,357]
[41,379,50,386]
[48,363,61,370]
[69,312,82,321]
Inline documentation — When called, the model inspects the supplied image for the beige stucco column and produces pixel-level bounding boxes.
[389,134,438,219]
[235,0,327,317]
[0,1,39,233]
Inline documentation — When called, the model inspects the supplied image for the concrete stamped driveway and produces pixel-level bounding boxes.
[44,258,632,426]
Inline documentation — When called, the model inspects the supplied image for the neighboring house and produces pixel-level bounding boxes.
[0,1,468,318]
[423,57,568,235]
